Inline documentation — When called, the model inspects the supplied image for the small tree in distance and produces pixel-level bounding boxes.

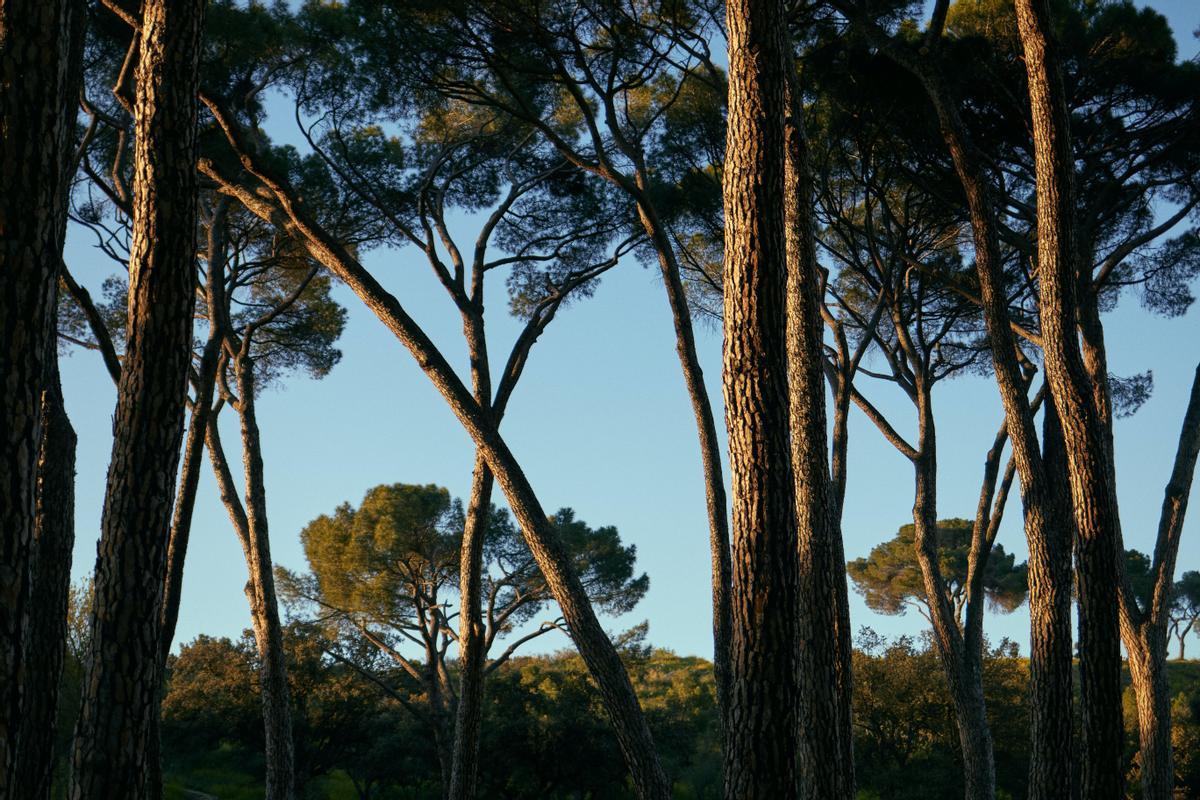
[848,519,1028,626]
[277,483,648,787]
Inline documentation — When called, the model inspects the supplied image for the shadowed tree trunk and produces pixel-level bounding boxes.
[1012,2,1125,795]
[15,354,77,799]
[783,69,855,800]
[203,344,296,800]
[911,388,997,800]
[70,0,205,795]
[198,99,671,800]
[233,354,296,800]
[721,0,802,795]
[0,1,82,788]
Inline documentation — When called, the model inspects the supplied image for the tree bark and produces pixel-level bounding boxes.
[631,191,733,723]
[721,0,802,795]
[911,387,997,800]
[146,200,229,800]
[199,108,671,800]
[907,54,1076,800]
[448,299,494,800]
[447,456,493,800]
[1012,3,1125,795]
[1126,627,1173,800]
[783,67,855,800]
[0,1,81,788]
[70,1,205,795]
[1121,363,1200,799]
[234,355,296,800]
[15,357,77,800]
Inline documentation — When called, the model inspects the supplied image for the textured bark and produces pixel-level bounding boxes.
[782,69,854,800]
[203,350,296,800]
[70,0,205,795]
[857,37,1076,798]
[15,358,77,800]
[199,106,671,800]
[1126,628,1172,800]
[632,192,733,723]
[721,0,801,795]
[447,299,493,800]
[911,389,997,800]
[447,456,493,800]
[1012,3,1125,795]
[0,1,81,788]
[1121,363,1200,800]
[146,204,228,800]
[233,356,296,800]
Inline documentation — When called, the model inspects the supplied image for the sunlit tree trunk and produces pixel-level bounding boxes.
[204,353,296,800]
[146,199,229,800]
[1122,364,1200,799]
[1012,2,1125,795]
[0,1,81,788]
[70,1,205,795]
[721,0,802,795]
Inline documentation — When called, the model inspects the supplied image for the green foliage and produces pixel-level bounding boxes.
[102,621,1200,799]
[852,628,1031,799]
[847,519,1028,620]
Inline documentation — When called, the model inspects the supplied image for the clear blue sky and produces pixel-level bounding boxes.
[60,0,1200,660]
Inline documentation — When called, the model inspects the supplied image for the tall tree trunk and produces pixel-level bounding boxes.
[783,68,854,800]
[70,1,205,794]
[0,1,81,788]
[721,0,801,795]
[632,193,733,721]
[16,357,77,800]
[828,12,1076,793]
[910,388,997,800]
[447,456,493,800]
[1122,363,1200,799]
[1012,3,1125,795]
[147,200,229,800]
[198,107,671,800]
[233,355,296,800]
[447,298,493,800]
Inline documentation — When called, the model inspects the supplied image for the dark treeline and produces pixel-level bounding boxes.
[41,610,1200,799]
[2,0,1199,798]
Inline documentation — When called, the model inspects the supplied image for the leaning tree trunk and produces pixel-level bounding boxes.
[1012,2,1125,795]
[783,67,855,800]
[15,357,78,799]
[721,0,802,795]
[199,106,671,800]
[232,354,296,800]
[0,1,81,788]
[70,0,205,795]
